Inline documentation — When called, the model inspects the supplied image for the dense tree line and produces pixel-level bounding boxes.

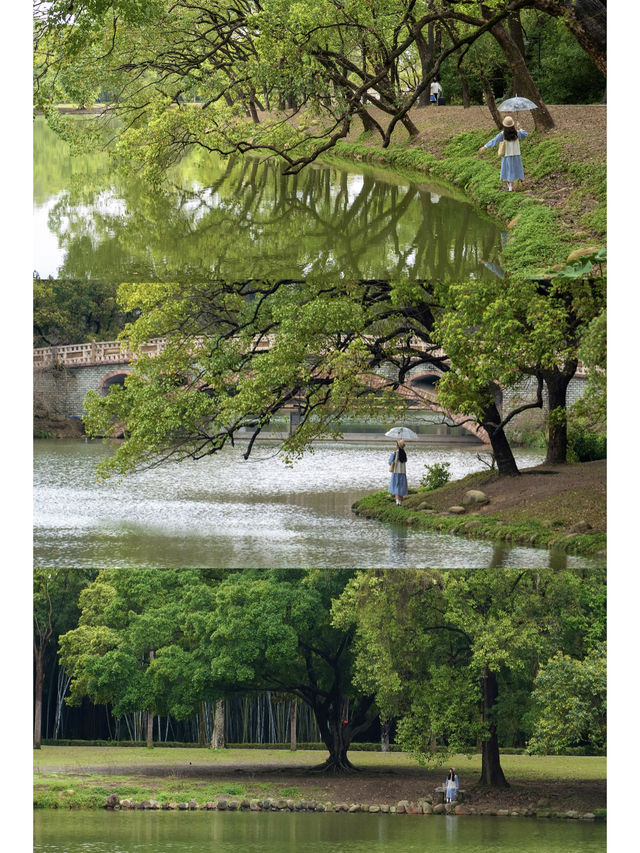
[35,568,606,782]
[34,2,606,175]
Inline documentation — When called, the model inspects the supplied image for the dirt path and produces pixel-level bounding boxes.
[409,459,606,531]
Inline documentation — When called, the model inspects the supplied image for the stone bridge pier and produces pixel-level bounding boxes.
[33,340,144,420]
[34,362,132,419]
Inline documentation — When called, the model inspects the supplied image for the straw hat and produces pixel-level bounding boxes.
[397,439,406,448]
[502,116,515,127]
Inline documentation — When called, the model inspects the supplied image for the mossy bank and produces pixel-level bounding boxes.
[324,104,606,279]
[353,460,605,558]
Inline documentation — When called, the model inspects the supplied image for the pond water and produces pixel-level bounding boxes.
[34,116,504,282]
[33,439,602,569]
[33,810,606,853]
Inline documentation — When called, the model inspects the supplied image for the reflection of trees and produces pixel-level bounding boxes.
[37,121,502,283]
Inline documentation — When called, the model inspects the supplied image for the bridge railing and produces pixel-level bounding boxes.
[33,337,174,369]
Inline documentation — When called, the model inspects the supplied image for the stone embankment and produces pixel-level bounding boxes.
[103,793,599,820]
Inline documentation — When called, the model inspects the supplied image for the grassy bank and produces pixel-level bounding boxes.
[353,460,605,557]
[33,746,605,816]
[326,104,605,279]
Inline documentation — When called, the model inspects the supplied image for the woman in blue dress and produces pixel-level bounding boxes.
[479,115,528,192]
[445,768,459,803]
[388,440,409,506]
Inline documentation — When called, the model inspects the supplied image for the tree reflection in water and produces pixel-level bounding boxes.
[35,118,503,283]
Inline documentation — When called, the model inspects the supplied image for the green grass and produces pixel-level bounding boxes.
[33,748,606,809]
[331,131,603,281]
[34,746,606,778]
[33,745,320,769]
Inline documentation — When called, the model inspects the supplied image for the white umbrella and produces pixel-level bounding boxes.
[497,95,538,112]
[384,426,418,440]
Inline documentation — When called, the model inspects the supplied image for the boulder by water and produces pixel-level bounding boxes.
[462,489,490,506]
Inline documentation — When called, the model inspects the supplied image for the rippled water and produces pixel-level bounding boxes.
[34,440,602,569]
[33,810,606,853]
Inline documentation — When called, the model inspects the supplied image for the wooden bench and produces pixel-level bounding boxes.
[434,786,465,804]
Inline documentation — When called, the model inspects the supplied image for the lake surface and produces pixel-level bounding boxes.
[33,810,606,853]
[34,116,504,282]
[34,439,602,569]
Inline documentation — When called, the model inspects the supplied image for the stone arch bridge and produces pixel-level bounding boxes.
[33,338,587,443]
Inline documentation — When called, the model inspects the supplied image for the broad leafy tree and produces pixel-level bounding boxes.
[527,643,606,754]
[332,568,605,787]
[434,251,606,464]
[82,277,528,476]
[58,569,196,747]
[59,569,379,770]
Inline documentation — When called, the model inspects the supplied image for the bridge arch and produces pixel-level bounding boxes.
[100,370,132,395]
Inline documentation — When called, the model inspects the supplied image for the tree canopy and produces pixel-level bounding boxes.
[332,567,606,784]
[84,275,542,476]
[34,2,606,176]
[59,569,378,770]
[55,567,606,776]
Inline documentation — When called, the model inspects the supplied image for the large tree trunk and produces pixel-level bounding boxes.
[315,719,358,772]
[146,647,155,748]
[198,702,207,746]
[310,692,376,772]
[211,699,226,749]
[480,74,503,128]
[482,5,555,132]
[478,668,509,788]
[34,646,45,750]
[507,14,528,93]
[481,401,520,477]
[531,0,606,75]
[380,719,391,752]
[414,27,433,108]
[459,68,471,108]
[543,365,577,464]
[146,709,154,748]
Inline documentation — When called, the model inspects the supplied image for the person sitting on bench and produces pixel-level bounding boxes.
[445,768,459,803]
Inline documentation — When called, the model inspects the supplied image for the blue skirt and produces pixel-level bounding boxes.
[389,473,408,497]
[500,155,525,181]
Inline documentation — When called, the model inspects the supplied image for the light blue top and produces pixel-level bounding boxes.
[484,129,528,149]
[485,130,528,181]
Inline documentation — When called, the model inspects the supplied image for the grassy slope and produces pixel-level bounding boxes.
[330,104,606,276]
[328,106,606,554]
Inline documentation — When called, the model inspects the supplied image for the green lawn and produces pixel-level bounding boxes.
[34,746,605,781]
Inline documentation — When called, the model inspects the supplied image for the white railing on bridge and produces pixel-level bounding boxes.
[33,338,166,368]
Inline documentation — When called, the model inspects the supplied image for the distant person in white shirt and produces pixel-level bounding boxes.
[430,80,443,104]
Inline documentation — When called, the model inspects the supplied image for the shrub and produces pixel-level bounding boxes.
[568,428,606,462]
[420,461,451,491]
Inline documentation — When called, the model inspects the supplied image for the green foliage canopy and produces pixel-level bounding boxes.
[332,568,606,783]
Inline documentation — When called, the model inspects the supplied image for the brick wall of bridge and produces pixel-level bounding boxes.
[33,362,132,418]
[501,374,587,413]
